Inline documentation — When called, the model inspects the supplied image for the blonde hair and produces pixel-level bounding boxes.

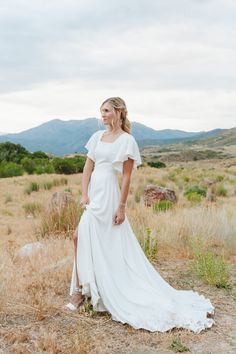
[100,97,131,134]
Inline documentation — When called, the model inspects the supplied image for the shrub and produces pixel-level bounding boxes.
[192,250,229,288]
[216,175,224,182]
[30,182,40,192]
[42,181,53,190]
[153,200,173,212]
[0,162,24,178]
[70,155,86,173]
[34,162,55,175]
[31,151,49,159]
[52,158,77,174]
[184,185,206,197]
[216,184,227,197]
[0,141,30,163]
[186,192,202,203]
[147,161,166,168]
[169,337,190,352]
[183,176,190,183]
[21,157,36,174]
[24,182,40,195]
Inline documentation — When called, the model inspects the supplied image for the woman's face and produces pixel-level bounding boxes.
[100,102,117,126]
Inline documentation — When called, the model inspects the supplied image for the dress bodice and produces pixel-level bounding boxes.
[85,130,142,174]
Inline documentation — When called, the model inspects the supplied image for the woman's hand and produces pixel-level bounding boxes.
[113,206,125,225]
[79,195,90,208]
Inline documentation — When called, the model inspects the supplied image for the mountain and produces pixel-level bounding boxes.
[188,127,236,147]
[0,118,227,155]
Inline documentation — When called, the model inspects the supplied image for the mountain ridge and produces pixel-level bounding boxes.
[0,118,230,155]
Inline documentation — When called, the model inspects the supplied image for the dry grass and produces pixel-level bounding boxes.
[0,163,236,353]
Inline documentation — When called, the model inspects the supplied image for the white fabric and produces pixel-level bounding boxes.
[70,130,215,333]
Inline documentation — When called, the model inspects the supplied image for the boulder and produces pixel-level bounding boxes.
[49,191,74,210]
[16,242,44,258]
[143,185,177,207]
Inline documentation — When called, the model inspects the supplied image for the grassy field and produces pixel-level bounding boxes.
[0,159,236,353]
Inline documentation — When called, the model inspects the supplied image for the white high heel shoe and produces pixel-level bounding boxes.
[63,287,85,311]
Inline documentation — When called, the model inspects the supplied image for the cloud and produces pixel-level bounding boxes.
[0,0,235,131]
[1,80,235,133]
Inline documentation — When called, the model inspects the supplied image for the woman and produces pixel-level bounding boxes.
[64,97,215,333]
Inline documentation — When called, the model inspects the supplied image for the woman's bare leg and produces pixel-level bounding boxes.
[66,228,84,306]
[73,227,81,289]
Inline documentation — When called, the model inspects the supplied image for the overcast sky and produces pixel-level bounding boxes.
[0,0,235,133]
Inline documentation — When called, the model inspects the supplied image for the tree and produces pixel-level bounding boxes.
[0,142,30,163]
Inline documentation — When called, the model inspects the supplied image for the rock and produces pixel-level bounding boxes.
[203,178,215,187]
[49,191,74,210]
[143,185,177,207]
[203,179,217,202]
[16,242,44,258]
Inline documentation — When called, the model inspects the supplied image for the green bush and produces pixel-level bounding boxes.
[147,161,166,168]
[0,162,24,178]
[21,157,36,174]
[52,158,77,174]
[170,337,190,352]
[184,185,206,197]
[153,200,173,212]
[186,191,202,203]
[0,141,30,163]
[70,155,86,172]
[192,250,229,288]
[216,175,224,182]
[31,151,49,159]
[34,163,54,175]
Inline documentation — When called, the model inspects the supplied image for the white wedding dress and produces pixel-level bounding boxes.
[69,129,215,333]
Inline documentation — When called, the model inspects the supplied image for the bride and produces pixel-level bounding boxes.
[63,97,215,333]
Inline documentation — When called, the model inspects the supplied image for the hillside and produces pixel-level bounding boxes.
[189,127,236,147]
[140,127,236,163]
[0,118,225,156]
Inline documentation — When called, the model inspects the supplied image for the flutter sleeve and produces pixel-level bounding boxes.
[84,130,100,162]
[112,134,142,173]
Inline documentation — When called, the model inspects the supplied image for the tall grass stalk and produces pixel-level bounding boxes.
[141,227,159,261]
[38,200,82,238]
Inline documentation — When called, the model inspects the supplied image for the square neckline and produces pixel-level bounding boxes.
[99,130,127,144]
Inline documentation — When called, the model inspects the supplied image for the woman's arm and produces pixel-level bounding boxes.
[113,158,134,225]
[80,157,94,207]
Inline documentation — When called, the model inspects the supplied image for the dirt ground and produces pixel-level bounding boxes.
[0,260,235,354]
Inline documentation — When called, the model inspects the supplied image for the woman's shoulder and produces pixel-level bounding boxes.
[90,129,104,139]
[123,132,137,143]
